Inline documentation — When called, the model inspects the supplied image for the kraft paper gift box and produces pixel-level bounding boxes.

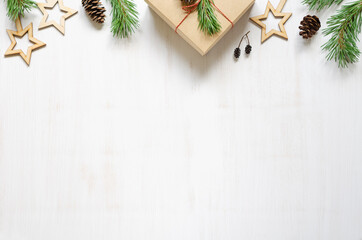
[144,0,255,55]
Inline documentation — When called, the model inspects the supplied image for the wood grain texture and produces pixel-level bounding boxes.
[0,0,362,240]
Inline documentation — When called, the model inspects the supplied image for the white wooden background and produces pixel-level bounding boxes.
[1,0,362,239]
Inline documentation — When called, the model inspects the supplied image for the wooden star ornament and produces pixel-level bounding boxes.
[4,18,46,65]
[38,0,78,35]
[250,0,292,43]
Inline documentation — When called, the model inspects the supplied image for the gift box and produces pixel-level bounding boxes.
[145,0,255,55]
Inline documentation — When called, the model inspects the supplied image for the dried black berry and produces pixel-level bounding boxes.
[245,44,252,54]
[234,48,241,59]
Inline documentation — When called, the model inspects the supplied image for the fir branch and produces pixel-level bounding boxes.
[322,0,362,67]
[302,0,343,11]
[6,0,37,21]
[197,0,221,36]
[108,0,139,38]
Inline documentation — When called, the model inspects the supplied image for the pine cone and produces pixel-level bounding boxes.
[234,47,241,59]
[82,0,106,24]
[299,15,321,39]
[245,45,252,54]
[181,0,196,5]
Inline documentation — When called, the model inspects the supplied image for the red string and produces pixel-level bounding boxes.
[175,0,233,33]
[175,0,201,33]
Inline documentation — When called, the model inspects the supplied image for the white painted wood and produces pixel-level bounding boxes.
[1,0,362,239]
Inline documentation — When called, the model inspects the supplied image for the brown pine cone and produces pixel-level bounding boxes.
[82,0,106,24]
[299,15,321,39]
[181,0,196,5]
[234,47,241,59]
[245,44,252,54]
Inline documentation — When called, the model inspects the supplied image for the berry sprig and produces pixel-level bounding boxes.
[234,31,252,59]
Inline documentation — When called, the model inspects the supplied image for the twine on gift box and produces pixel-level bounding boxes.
[175,0,234,33]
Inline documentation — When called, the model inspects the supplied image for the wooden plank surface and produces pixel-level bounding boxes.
[0,0,362,239]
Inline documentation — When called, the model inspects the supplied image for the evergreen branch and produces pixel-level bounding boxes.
[108,0,139,38]
[6,0,37,21]
[302,0,343,11]
[322,0,362,68]
[197,0,221,36]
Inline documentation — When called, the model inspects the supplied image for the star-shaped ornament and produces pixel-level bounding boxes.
[38,0,78,35]
[250,0,292,43]
[4,18,46,65]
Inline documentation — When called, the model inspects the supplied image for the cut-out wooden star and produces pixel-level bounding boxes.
[4,18,46,65]
[250,0,292,43]
[38,0,78,35]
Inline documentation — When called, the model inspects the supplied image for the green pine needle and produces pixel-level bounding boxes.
[303,0,362,67]
[302,0,343,11]
[108,0,139,38]
[197,0,221,36]
[322,0,362,68]
[6,0,37,21]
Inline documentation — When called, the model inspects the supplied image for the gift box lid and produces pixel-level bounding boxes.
[145,0,255,55]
